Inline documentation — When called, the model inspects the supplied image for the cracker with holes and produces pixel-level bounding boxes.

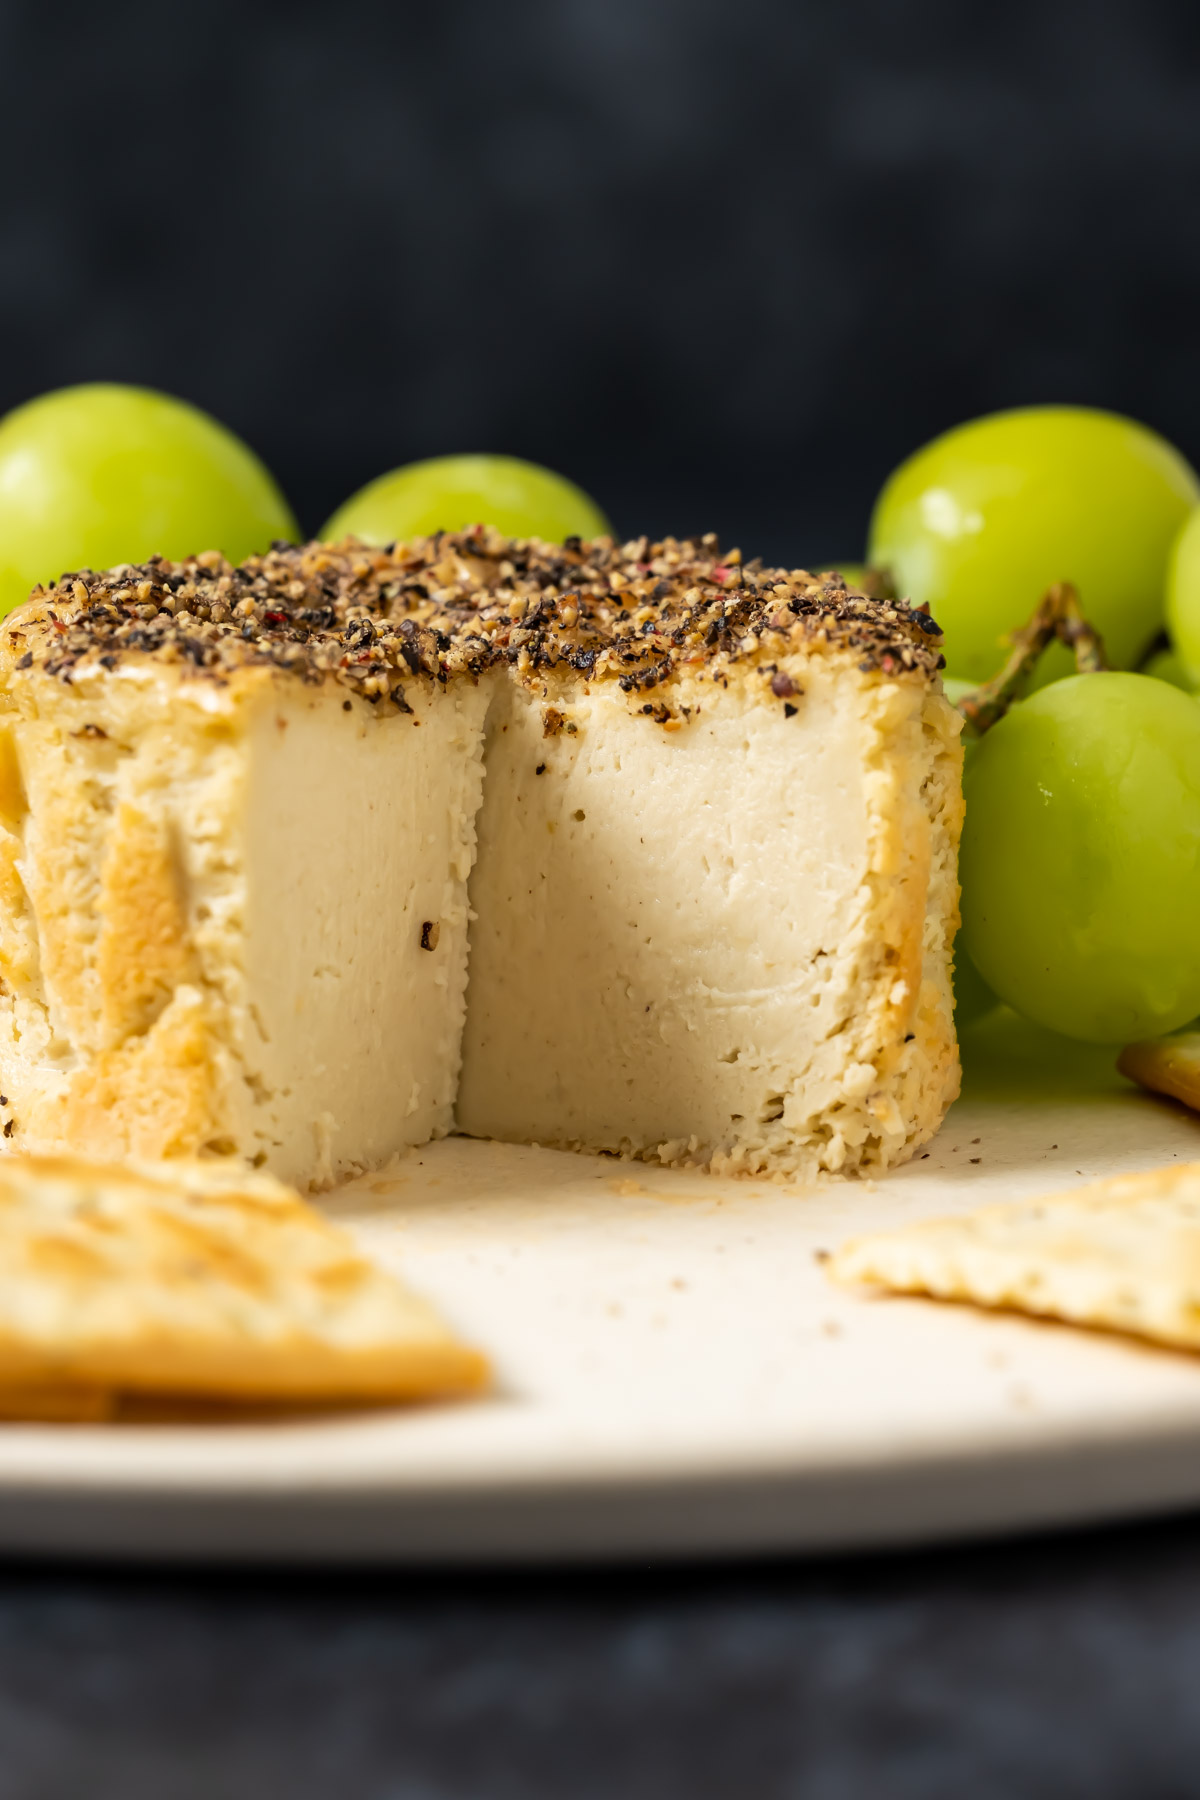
[830,1161,1200,1352]
[0,1154,486,1420]
[1118,1030,1200,1114]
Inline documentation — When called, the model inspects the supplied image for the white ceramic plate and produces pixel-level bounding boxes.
[2,1013,1200,1565]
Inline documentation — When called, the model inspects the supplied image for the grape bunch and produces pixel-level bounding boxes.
[0,388,609,620]
[7,379,1200,1055]
[868,405,1200,1045]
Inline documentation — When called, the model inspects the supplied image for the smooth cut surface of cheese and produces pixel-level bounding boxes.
[459,657,961,1177]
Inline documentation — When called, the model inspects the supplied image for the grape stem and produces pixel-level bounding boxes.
[956,582,1109,737]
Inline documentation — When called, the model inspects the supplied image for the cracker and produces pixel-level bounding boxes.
[829,1162,1200,1351]
[0,1154,487,1416]
[1118,1030,1200,1113]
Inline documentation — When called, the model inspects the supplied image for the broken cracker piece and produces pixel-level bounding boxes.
[0,1154,487,1417]
[1118,1029,1200,1114]
[830,1161,1200,1353]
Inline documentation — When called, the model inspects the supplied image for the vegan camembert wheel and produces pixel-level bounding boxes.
[0,530,962,1187]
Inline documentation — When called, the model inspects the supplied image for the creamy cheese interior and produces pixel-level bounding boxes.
[231,679,488,1184]
[458,665,956,1175]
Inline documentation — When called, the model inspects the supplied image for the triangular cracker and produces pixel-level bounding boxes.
[1118,1030,1200,1113]
[830,1162,1200,1352]
[0,1154,486,1415]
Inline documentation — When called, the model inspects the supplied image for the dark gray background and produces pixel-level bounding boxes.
[2,0,1198,564]
[2,3,1200,1790]
[3,1516,1200,1799]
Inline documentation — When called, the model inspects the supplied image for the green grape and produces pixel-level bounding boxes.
[1142,645,1197,692]
[868,407,1200,687]
[960,672,1200,1043]
[1166,507,1200,681]
[0,385,297,617]
[809,560,865,583]
[952,950,998,1032]
[323,454,610,546]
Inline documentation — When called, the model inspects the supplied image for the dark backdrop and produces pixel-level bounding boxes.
[1,0,1198,567]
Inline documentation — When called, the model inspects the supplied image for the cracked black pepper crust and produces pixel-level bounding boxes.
[0,529,945,710]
